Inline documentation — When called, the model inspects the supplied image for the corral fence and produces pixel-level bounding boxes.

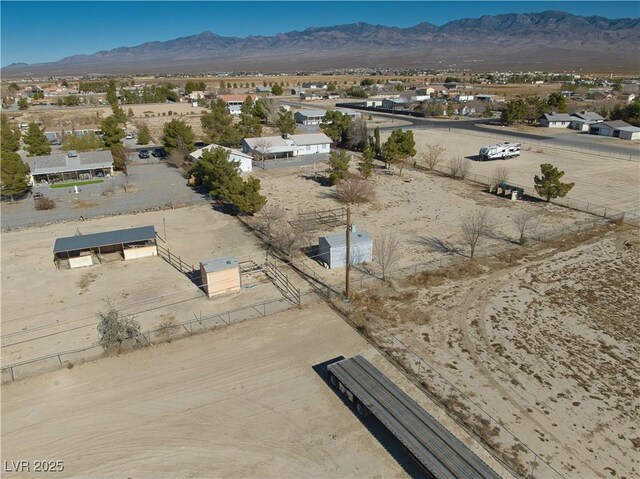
[264,256,301,306]
[1,296,294,384]
[289,207,347,230]
[156,242,196,276]
[338,304,568,479]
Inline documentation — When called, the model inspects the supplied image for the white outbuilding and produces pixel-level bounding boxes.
[200,256,241,298]
[318,227,372,269]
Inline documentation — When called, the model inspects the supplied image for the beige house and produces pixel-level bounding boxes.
[200,256,241,297]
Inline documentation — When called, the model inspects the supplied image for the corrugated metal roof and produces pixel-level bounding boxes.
[53,226,156,254]
[295,109,327,118]
[200,256,238,273]
[327,356,502,479]
[320,229,372,248]
[24,150,113,175]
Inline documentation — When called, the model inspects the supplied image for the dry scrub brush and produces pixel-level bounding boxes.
[447,156,472,179]
[34,197,56,210]
[335,175,376,204]
[373,234,401,282]
[461,209,492,259]
[421,144,447,170]
[491,164,509,186]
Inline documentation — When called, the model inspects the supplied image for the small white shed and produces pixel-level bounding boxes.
[200,256,241,297]
[318,228,372,269]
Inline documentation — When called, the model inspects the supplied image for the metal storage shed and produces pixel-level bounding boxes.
[318,228,372,269]
[200,256,241,297]
[53,226,157,269]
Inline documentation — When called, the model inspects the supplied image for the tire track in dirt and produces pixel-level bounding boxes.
[457,264,606,478]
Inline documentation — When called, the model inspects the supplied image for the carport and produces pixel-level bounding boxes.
[53,226,158,269]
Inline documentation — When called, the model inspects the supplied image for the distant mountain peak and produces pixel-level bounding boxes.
[2,10,638,76]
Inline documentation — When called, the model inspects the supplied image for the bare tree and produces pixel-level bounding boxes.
[512,210,540,245]
[272,223,310,261]
[256,203,286,237]
[421,144,447,170]
[166,138,189,172]
[335,176,375,204]
[447,156,471,179]
[461,209,492,259]
[491,164,509,187]
[252,137,272,168]
[260,98,280,125]
[120,174,134,193]
[373,234,401,282]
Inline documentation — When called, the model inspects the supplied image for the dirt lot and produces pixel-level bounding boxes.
[401,129,640,215]
[0,205,307,364]
[251,159,599,289]
[1,302,511,479]
[347,227,640,478]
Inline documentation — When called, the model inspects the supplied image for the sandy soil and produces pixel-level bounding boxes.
[1,205,308,364]
[1,302,511,479]
[348,227,640,478]
[401,129,640,215]
[252,160,597,289]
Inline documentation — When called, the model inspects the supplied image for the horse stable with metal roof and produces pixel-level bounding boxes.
[53,226,158,269]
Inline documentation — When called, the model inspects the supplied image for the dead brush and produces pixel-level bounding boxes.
[334,176,375,204]
[34,197,56,210]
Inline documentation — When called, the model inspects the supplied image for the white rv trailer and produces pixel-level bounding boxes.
[479,142,521,160]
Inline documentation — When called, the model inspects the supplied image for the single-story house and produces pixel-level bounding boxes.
[425,85,449,96]
[334,108,362,120]
[242,133,332,159]
[294,109,327,125]
[318,227,372,269]
[454,94,474,102]
[323,92,340,100]
[188,91,206,100]
[453,104,476,116]
[190,144,253,173]
[589,120,640,140]
[255,86,271,94]
[539,112,573,128]
[291,87,306,96]
[382,98,410,109]
[217,94,258,115]
[569,111,605,131]
[302,82,327,90]
[300,91,323,101]
[24,150,114,185]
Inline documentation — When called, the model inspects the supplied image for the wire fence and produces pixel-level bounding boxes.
[1,296,294,384]
[418,163,639,222]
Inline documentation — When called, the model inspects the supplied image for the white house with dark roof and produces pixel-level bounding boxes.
[569,111,605,131]
[294,109,327,125]
[24,150,114,185]
[242,133,331,159]
[190,144,253,173]
[539,112,573,128]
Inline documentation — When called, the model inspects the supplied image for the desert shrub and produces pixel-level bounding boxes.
[97,303,141,350]
[448,156,471,179]
[34,197,56,210]
[335,176,375,204]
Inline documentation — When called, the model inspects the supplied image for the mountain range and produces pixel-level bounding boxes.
[3,11,639,76]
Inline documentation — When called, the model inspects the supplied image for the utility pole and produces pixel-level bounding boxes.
[345,206,351,300]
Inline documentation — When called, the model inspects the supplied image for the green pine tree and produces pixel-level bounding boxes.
[358,144,375,178]
[275,110,296,136]
[230,176,266,215]
[328,150,351,185]
[136,123,151,145]
[1,115,21,152]
[100,115,125,148]
[534,163,575,202]
[23,123,51,157]
[201,99,241,146]
[0,149,30,200]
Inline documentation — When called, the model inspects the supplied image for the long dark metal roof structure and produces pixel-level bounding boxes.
[53,226,156,254]
[327,355,502,479]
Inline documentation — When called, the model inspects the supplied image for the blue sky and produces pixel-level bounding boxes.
[2,1,638,66]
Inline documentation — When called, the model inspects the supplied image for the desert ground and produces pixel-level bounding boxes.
[0,205,310,367]
[1,301,512,479]
[346,226,640,479]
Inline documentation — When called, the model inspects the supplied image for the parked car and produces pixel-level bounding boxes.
[125,133,134,140]
[33,192,44,199]
[152,148,167,158]
[138,149,150,159]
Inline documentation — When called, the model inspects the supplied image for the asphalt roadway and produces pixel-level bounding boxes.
[283,100,639,161]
